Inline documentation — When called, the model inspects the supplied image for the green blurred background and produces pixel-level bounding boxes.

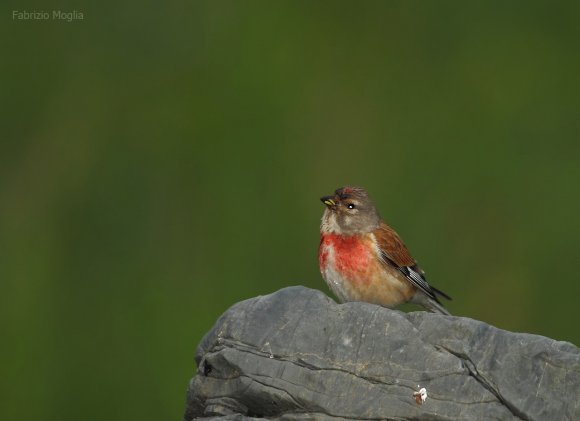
[2,1,579,420]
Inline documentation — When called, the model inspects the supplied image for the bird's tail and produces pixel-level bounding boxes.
[423,298,451,315]
[412,293,451,315]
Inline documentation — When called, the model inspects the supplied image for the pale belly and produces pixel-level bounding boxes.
[319,241,415,308]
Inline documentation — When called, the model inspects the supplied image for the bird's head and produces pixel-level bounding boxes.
[320,186,380,235]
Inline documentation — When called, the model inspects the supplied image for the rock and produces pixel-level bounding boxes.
[184,286,579,421]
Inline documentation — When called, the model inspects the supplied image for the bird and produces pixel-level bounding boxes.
[318,186,451,315]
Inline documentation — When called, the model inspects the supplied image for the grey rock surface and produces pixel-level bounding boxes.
[184,286,579,421]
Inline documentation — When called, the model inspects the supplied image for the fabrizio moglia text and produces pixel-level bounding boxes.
[12,10,84,22]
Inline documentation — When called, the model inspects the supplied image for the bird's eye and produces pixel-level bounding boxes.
[347,203,355,209]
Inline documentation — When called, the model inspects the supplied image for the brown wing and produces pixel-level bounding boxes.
[373,222,451,303]
[374,222,416,267]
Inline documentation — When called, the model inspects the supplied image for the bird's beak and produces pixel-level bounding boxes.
[320,196,336,207]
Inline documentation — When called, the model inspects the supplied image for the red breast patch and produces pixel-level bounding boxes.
[319,233,374,284]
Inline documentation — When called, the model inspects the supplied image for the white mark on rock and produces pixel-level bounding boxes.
[263,342,274,359]
[413,385,428,405]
